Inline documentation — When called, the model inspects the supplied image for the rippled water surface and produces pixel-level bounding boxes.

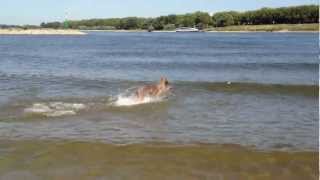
[0,32,318,151]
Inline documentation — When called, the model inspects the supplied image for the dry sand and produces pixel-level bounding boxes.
[0,28,86,35]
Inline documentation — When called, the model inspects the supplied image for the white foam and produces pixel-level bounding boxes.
[24,102,86,117]
[112,95,164,107]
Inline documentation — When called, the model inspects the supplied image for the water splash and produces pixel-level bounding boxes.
[24,102,86,117]
[112,94,164,107]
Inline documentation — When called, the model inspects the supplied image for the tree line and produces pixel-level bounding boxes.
[0,24,40,29]
[40,5,318,30]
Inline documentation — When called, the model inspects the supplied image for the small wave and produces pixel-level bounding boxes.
[176,81,318,97]
[111,94,165,107]
[107,86,168,107]
[24,102,86,117]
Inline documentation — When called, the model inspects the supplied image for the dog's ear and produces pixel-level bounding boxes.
[160,77,169,87]
[160,77,165,84]
[164,78,168,85]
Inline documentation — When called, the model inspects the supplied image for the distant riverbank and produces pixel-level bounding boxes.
[206,23,318,32]
[0,28,86,35]
[0,24,317,35]
[81,24,318,33]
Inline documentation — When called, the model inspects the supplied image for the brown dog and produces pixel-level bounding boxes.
[135,77,172,101]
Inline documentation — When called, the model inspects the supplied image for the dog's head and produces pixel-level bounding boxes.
[159,77,172,92]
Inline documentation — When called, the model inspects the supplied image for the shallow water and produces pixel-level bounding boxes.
[0,32,318,178]
[0,140,317,180]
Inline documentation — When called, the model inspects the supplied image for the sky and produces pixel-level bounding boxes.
[1,0,318,25]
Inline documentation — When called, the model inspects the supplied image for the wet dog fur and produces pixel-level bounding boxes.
[135,77,171,101]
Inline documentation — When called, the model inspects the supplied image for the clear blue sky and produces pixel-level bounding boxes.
[1,0,318,25]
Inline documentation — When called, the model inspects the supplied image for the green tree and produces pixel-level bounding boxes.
[227,11,241,25]
[194,11,212,28]
[40,22,62,29]
[181,13,196,27]
[152,17,164,30]
[212,13,234,27]
[163,24,176,30]
[120,17,139,29]
[167,14,177,25]
[41,4,319,30]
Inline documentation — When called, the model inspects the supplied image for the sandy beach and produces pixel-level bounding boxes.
[0,28,86,35]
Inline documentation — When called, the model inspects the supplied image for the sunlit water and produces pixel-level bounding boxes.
[0,32,318,151]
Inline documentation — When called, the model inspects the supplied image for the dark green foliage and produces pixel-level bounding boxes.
[212,12,235,27]
[40,5,318,29]
[119,17,139,29]
[0,24,40,29]
[212,5,318,27]
[181,13,196,27]
[163,24,176,30]
[194,12,212,29]
[40,21,62,29]
[167,14,177,24]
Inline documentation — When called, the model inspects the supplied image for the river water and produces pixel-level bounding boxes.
[0,32,318,179]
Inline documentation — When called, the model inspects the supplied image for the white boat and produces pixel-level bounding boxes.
[175,27,200,32]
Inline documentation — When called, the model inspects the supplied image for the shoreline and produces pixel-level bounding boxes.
[0,28,86,35]
[206,30,318,33]
[82,24,319,33]
[0,28,317,35]
[83,29,318,33]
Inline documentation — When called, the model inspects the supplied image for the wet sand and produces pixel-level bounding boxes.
[0,140,317,180]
